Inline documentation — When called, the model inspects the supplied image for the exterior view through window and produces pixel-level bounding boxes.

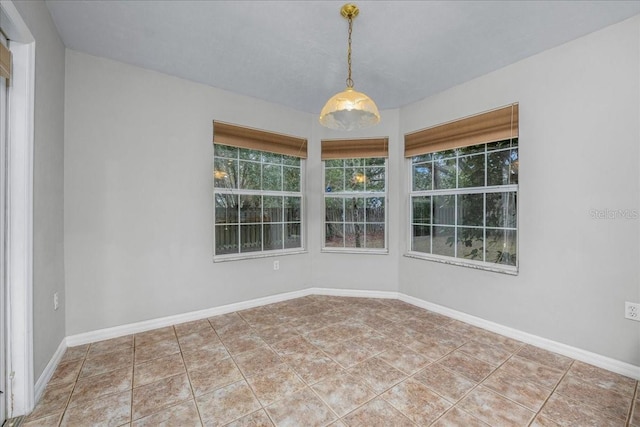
[409,138,518,272]
[214,144,303,258]
[324,158,387,251]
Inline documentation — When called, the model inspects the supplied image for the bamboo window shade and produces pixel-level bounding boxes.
[0,42,11,82]
[404,103,519,157]
[321,137,388,160]
[213,121,308,159]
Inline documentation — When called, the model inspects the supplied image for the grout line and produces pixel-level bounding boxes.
[174,324,206,427]
[626,379,639,426]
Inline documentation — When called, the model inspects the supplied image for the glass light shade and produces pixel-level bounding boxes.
[319,87,380,131]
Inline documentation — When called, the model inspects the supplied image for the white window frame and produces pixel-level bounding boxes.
[322,158,388,254]
[406,142,518,275]
[213,144,306,262]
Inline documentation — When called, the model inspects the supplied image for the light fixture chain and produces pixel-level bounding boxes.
[346,15,354,88]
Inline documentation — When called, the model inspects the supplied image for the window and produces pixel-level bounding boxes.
[213,122,306,259]
[322,138,388,252]
[405,104,519,273]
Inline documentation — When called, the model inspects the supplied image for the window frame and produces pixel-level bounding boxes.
[213,144,306,262]
[406,140,519,275]
[322,157,389,254]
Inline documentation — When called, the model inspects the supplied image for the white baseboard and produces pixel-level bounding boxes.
[59,287,639,382]
[399,293,640,380]
[34,339,67,403]
[66,288,313,347]
[310,287,398,299]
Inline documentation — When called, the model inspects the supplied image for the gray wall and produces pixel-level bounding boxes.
[399,15,640,366]
[13,0,66,380]
[64,51,313,335]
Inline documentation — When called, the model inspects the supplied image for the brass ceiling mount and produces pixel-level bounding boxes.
[340,3,359,20]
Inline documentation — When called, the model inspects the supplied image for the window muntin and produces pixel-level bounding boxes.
[409,139,518,272]
[214,144,303,259]
[323,158,387,252]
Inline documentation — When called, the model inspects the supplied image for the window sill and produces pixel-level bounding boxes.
[213,249,307,263]
[321,248,389,255]
[404,251,518,275]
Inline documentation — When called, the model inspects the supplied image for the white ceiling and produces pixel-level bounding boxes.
[46,0,640,114]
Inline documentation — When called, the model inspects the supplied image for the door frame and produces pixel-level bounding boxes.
[0,0,35,418]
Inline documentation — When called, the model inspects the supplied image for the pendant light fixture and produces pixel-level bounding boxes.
[319,3,380,131]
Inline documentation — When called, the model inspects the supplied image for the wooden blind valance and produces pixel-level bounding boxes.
[0,42,11,82]
[213,121,308,159]
[321,137,388,160]
[404,103,519,157]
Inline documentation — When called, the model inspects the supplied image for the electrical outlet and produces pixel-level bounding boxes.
[625,301,639,321]
[54,292,59,310]
[273,260,280,271]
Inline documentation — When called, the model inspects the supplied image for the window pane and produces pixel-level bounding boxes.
[366,224,385,248]
[458,193,484,226]
[412,154,431,163]
[214,144,237,159]
[487,138,517,152]
[432,226,455,257]
[413,163,432,191]
[344,223,366,248]
[215,194,238,224]
[285,197,301,222]
[486,229,517,266]
[285,223,302,248]
[325,168,344,193]
[458,143,485,155]
[263,196,283,223]
[365,166,385,191]
[239,148,261,161]
[347,168,366,191]
[262,151,282,164]
[412,225,431,253]
[345,158,364,167]
[510,149,519,185]
[345,197,365,222]
[325,159,343,168]
[215,225,238,254]
[239,195,261,224]
[263,223,284,250]
[487,149,518,186]
[283,155,300,166]
[366,197,385,222]
[214,158,235,188]
[263,164,282,191]
[458,154,485,188]
[240,224,262,252]
[283,167,300,192]
[412,196,431,224]
[433,195,455,225]
[239,161,261,190]
[366,158,385,166]
[486,192,517,228]
[434,158,456,189]
[325,197,344,223]
[325,223,344,247]
[456,227,484,261]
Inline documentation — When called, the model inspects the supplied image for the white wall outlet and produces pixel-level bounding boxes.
[625,301,639,321]
[54,292,59,311]
[273,260,279,271]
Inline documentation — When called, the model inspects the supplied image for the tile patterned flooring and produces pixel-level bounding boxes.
[23,295,639,426]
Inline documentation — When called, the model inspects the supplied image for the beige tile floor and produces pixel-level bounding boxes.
[23,295,639,426]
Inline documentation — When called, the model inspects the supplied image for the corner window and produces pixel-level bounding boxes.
[213,122,306,260]
[321,138,388,253]
[405,104,519,273]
